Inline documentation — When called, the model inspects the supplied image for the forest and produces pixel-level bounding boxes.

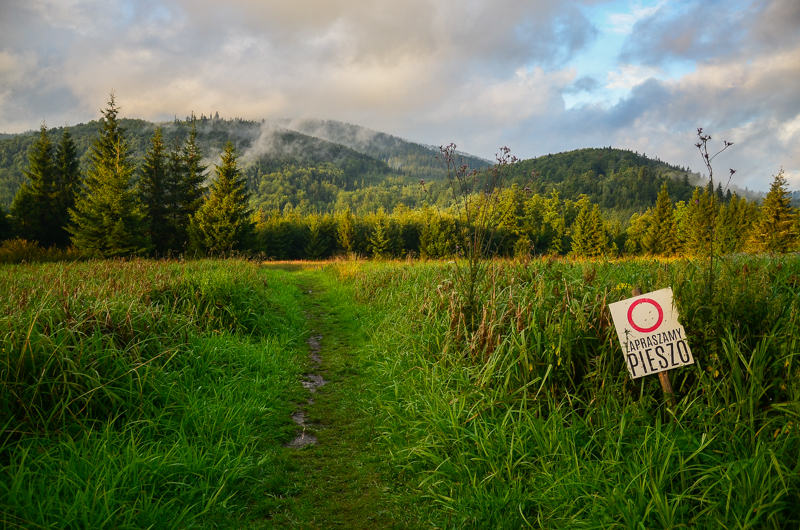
[0,95,798,262]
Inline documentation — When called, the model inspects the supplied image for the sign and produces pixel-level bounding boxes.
[608,287,693,379]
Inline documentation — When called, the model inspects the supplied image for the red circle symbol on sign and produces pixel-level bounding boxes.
[627,298,663,333]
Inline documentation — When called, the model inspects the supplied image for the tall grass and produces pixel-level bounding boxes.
[0,259,306,528]
[346,256,800,528]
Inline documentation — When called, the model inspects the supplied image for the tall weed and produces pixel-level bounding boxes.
[348,256,800,528]
[0,259,305,528]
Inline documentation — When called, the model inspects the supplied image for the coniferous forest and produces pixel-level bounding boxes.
[0,94,798,261]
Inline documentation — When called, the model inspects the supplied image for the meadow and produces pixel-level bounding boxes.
[346,255,800,528]
[1,255,799,529]
[0,259,307,528]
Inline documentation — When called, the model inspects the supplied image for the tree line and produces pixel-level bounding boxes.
[0,95,798,260]
[253,175,799,260]
[0,95,252,257]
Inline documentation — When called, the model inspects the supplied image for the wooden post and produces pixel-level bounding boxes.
[632,286,677,409]
[658,371,677,409]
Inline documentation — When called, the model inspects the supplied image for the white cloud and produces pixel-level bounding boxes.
[608,0,665,34]
[606,64,664,89]
[1,0,799,191]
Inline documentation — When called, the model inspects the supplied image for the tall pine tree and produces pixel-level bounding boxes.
[684,187,716,256]
[570,199,612,257]
[11,124,57,246]
[69,94,149,256]
[305,214,333,259]
[643,182,678,256]
[53,127,81,247]
[748,169,796,253]
[336,208,355,254]
[139,127,172,255]
[715,194,756,254]
[179,114,207,230]
[189,142,253,252]
[369,213,391,258]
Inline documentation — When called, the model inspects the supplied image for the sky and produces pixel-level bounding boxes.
[1,0,799,192]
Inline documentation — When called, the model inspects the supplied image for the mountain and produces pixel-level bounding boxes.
[281,118,491,178]
[0,116,486,210]
[0,116,775,217]
[0,118,389,208]
[510,147,703,212]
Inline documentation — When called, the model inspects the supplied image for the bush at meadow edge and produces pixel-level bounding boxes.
[0,259,306,529]
[349,255,800,529]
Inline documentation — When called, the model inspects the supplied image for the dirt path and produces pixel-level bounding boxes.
[267,267,416,529]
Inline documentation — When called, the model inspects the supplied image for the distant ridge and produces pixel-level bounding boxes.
[284,118,491,176]
[0,116,777,213]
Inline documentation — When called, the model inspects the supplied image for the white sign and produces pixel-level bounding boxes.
[608,287,693,379]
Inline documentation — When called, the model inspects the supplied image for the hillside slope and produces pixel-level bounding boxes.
[0,118,393,208]
[510,147,700,211]
[0,117,771,216]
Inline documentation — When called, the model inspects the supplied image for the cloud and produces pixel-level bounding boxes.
[608,0,665,35]
[565,75,600,94]
[1,0,799,191]
[606,64,664,89]
[620,0,800,66]
[1,0,599,126]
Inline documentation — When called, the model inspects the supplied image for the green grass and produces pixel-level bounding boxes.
[344,256,800,528]
[264,265,421,529]
[0,259,307,528]
[3,255,799,528]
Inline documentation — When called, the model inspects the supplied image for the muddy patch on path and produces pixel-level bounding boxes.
[286,332,327,449]
[285,410,318,449]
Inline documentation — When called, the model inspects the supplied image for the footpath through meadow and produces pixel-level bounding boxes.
[267,265,418,529]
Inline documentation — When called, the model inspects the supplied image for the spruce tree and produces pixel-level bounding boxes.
[139,127,171,255]
[715,196,738,254]
[625,210,651,255]
[336,209,355,254]
[539,191,565,254]
[175,115,206,249]
[69,94,149,256]
[715,194,756,254]
[10,183,39,243]
[643,182,678,256]
[305,214,332,259]
[11,124,57,246]
[570,200,611,257]
[419,209,456,258]
[53,127,81,247]
[369,215,391,258]
[748,169,796,253]
[684,187,716,256]
[189,142,253,252]
[590,204,614,255]
[259,209,289,259]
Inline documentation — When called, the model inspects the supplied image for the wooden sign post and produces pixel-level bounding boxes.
[608,287,693,408]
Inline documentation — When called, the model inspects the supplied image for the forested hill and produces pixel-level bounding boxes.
[0,116,491,210]
[0,117,259,206]
[1,115,766,215]
[508,147,700,211]
[0,117,394,208]
[282,118,491,178]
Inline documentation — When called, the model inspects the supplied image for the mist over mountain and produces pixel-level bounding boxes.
[272,118,491,178]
